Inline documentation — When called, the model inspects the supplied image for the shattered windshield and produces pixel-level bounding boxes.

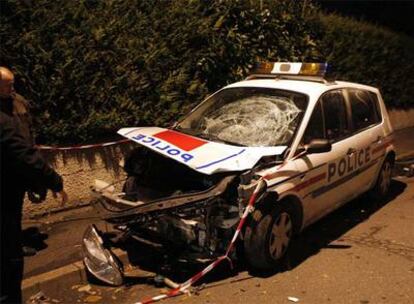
[176,87,308,147]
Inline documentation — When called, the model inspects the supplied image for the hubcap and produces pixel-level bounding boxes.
[379,162,392,195]
[269,212,292,260]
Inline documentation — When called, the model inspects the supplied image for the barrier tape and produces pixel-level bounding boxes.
[36,138,131,151]
[134,178,267,304]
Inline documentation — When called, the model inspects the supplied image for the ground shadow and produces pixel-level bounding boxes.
[100,179,407,287]
[22,226,48,252]
[282,179,406,274]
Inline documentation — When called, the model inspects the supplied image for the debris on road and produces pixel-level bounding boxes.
[77,284,92,293]
[27,291,59,304]
[84,295,102,303]
[288,296,300,302]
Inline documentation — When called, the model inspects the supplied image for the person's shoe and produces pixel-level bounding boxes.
[22,246,37,256]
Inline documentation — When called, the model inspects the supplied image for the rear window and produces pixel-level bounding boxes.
[348,89,381,131]
[368,91,383,122]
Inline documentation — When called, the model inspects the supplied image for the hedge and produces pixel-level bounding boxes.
[1,1,413,144]
[0,0,321,144]
[318,13,414,109]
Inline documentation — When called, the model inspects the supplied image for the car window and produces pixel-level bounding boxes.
[303,102,325,144]
[322,91,349,142]
[348,89,381,131]
[368,91,383,122]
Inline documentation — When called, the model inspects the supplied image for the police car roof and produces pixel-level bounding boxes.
[225,79,379,102]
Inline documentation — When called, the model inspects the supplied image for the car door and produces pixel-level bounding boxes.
[342,88,384,195]
[294,89,356,225]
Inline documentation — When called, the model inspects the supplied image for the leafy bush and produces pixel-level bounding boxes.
[318,13,414,109]
[0,0,320,143]
[1,1,412,144]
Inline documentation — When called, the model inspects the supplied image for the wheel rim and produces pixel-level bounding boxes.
[379,161,392,195]
[269,212,293,260]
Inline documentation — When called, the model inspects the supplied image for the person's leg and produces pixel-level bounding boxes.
[1,256,23,303]
[1,191,24,303]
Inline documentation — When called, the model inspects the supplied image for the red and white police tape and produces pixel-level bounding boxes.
[36,138,131,151]
[134,178,267,304]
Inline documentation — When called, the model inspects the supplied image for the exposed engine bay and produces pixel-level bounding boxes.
[91,146,263,259]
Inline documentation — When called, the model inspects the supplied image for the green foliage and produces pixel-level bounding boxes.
[318,13,414,109]
[1,0,320,143]
[1,1,412,144]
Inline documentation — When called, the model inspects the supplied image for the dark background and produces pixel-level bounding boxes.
[317,1,414,37]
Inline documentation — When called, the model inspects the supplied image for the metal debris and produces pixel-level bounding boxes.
[288,296,300,302]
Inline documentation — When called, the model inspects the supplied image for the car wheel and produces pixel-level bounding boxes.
[244,203,294,271]
[370,156,393,200]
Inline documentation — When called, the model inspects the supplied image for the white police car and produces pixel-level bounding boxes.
[83,63,395,284]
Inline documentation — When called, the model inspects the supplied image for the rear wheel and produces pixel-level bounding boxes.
[370,156,393,200]
[244,203,295,271]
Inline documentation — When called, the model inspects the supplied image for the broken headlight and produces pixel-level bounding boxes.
[82,225,123,286]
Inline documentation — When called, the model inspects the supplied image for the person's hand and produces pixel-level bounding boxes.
[28,186,47,204]
[53,190,68,206]
[28,190,46,203]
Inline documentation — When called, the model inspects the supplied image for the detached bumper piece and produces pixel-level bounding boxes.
[82,225,123,286]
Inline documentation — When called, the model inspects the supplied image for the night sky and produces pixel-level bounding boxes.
[317,1,414,38]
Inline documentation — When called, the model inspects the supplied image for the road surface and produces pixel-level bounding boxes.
[30,174,414,304]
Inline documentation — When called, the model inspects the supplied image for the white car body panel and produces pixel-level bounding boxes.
[118,127,287,175]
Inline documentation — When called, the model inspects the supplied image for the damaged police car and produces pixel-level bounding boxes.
[83,63,395,285]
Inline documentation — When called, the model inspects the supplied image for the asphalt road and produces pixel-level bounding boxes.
[33,174,414,304]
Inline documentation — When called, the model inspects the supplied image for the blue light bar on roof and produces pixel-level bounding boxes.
[252,62,329,77]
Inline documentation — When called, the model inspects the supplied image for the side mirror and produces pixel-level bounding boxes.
[306,139,331,154]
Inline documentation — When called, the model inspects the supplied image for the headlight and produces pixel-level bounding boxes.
[82,225,123,286]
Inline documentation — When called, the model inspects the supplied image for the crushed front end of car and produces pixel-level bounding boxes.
[82,144,256,285]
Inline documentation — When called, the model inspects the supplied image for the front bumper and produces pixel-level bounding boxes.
[82,225,124,286]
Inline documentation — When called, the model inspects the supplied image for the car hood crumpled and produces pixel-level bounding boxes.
[118,127,287,175]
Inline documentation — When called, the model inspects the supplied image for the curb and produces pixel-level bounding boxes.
[22,249,128,300]
[396,151,414,162]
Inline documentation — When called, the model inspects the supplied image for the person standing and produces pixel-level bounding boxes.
[0,67,40,257]
[0,67,67,303]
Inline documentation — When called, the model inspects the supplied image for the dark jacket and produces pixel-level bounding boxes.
[0,94,34,145]
[0,112,62,197]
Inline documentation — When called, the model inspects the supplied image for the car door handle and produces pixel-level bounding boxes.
[347,148,356,155]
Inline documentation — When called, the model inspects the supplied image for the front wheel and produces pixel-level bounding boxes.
[244,203,295,271]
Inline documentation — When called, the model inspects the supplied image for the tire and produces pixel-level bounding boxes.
[243,202,295,271]
[370,156,394,200]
